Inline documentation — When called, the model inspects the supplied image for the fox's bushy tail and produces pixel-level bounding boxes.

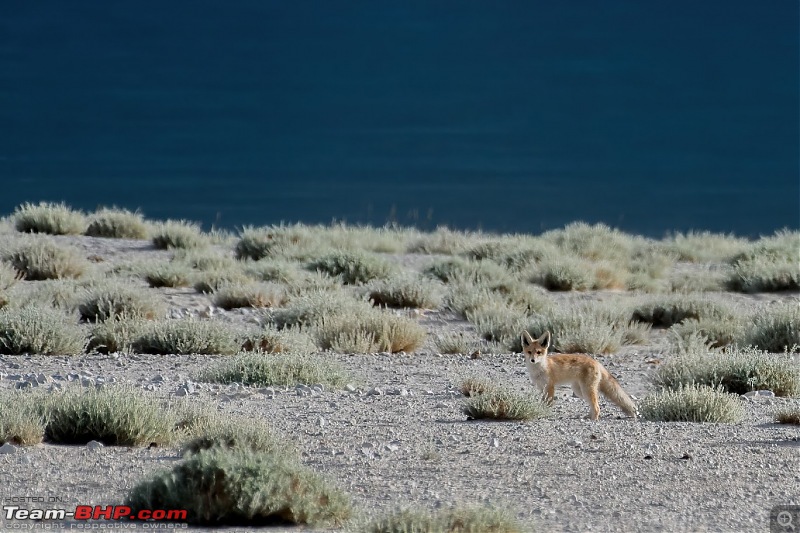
[599,373,637,418]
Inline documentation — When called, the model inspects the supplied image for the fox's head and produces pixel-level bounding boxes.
[521,330,551,364]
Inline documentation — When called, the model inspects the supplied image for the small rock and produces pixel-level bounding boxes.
[345,384,357,393]
[490,438,499,448]
[567,439,582,448]
[367,387,384,396]
[756,390,775,397]
[311,383,324,393]
[15,381,32,390]
[86,440,104,451]
[259,387,276,398]
[385,441,400,452]
[0,443,17,454]
[317,416,326,428]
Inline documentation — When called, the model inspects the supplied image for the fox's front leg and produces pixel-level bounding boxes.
[543,382,556,405]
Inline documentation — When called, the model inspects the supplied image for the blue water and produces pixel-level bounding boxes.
[1,2,798,237]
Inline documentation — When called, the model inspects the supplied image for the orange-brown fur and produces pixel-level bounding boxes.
[521,330,637,420]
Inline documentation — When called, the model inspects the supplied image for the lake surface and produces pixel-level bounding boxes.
[1,2,798,237]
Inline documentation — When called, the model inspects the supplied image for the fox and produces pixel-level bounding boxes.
[521,330,637,420]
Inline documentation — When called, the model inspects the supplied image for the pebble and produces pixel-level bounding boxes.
[367,387,384,396]
[86,440,104,451]
[568,439,583,448]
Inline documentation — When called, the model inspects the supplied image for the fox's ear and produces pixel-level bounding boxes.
[536,331,551,349]
[522,330,535,347]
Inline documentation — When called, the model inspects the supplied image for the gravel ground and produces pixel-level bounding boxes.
[0,235,798,532]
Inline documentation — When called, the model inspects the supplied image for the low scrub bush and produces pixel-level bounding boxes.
[181,416,289,457]
[13,201,86,235]
[663,231,749,263]
[6,239,89,280]
[774,407,800,425]
[307,251,394,285]
[654,344,800,397]
[728,256,800,292]
[43,386,176,445]
[434,331,477,355]
[142,263,193,288]
[235,225,319,261]
[630,294,734,327]
[85,208,148,239]
[467,304,528,347]
[426,258,514,286]
[79,281,164,322]
[534,256,593,291]
[241,326,317,355]
[133,319,240,355]
[87,316,147,354]
[463,386,550,421]
[270,292,371,330]
[198,353,349,388]
[365,276,444,309]
[366,506,522,533]
[213,282,287,310]
[151,220,208,250]
[745,303,800,353]
[193,269,249,294]
[459,376,495,397]
[126,447,351,526]
[406,227,476,255]
[524,305,627,354]
[670,317,742,349]
[463,239,553,272]
[172,249,237,272]
[0,391,46,445]
[542,222,635,262]
[0,306,85,355]
[639,384,746,423]
[315,309,426,353]
[244,259,302,284]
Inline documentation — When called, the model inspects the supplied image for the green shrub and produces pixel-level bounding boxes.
[670,317,742,349]
[406,227,476,255]
[198,353,349,388]
[43,386,176,445]
[151,220,208,250]
[426,258,513,286]
[463,386,550,421]
[0,263,22,291]
[434,331,477,355]
[243,259,302,284]
[542,222,635,262]
[745,304,800,353]
[308,251,394,285]
[0,306,85,355]
[728,256,800,292]
[13,201,86,235]
[172,249,237,272]
[315,309,427,353]
[126,447,351,526]
[142,263,193,288]
[193,269,250,294]
[639,384,746,423]
[463,239,553,272]
[0,391,46,445]
[653,345,800,397]
[663,231,749,263]
[235,225,320,261]
[241,326,317,355]
[87,316,147,354]
[467,304,527,347]
[213,282,287,310]
[669,266,729,293]
[79,281,164,322]
[366,276,444,309]
[534,256,593,291]
[133,319,240,355]
[366,507,522,533]
[270,292,371,330]
[459,376,495,397]
[774,407,800,425]
[181,417,289,457]
[524,305,626,354]
[6,239,89,280]
[85,208,148,239]
[630,294,734,327]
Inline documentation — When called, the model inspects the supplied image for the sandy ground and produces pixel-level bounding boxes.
[0,234,798,533]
